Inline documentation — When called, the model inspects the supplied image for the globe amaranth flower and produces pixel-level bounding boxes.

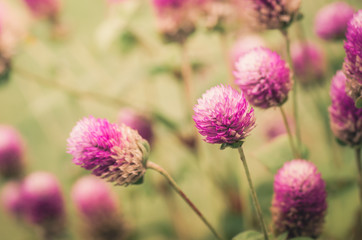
[343,10,362,101]
[23,0,60,20]
[245,0,302,30]
[291,41,326,86]
[234,47,292,108]
[193,84,256,148]
[118,108,154,146]
[329,71,362,147]
[67,116,150,186]
[314,2,355,41]
[0,125,25,179]
[1,181,23,218]
[271,159,327,238]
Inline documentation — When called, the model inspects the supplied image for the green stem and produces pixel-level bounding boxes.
[147,161,225,240]
[279,106,300,159]
[356,148,362,205]
[237,147,269,240]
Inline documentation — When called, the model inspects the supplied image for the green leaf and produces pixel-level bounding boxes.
[355,96,362,108]
[232,230,264,240]
[277,232,288,240]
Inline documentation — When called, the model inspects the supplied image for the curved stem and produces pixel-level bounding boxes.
[147,161,224,240]
[279,106,300,159]
[237,147,269,240]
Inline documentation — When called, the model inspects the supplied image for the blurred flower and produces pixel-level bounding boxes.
[244,0,301,30]
[271,159,327,238]
[67,116,150,186]
[291,41,326,86]
[22,172,65,226]
[0,125,25,179]
[118,108,154,146]
[343,10,362,101]
[193,84,256,147]
[314,2,355,41]
[329,71,362,147]
[23,0,60,21]
[234,47,292,108]
[1,181,23,218]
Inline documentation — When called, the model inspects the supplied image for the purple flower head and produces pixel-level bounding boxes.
[67,116,150,186]
[21,172,65,226]
[271,159,327,238]
[314,2,355,41]
[329,71,362,147]
[23,0,60,20]
[1,181,24,218]
[234,47,292,109]
[291,41,326,86]
[193,84,256,147]
[118,108,154,146]
[0,126,25,179]
[245,0,301,29]
[343,10,362,101]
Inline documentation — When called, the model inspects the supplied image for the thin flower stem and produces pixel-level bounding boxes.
[281,29,302,155]
[147,161,225,240]
[279,106,300,159]
[237,147,269,240]
[356,148,362,205]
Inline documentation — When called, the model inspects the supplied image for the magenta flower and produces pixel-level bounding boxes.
[343,10,362,101]
[193,84,256,148]
[1,181,23,218]
[271,159,327,238]
[67,116,150,186]
[314,2,355,41]
[291,41,326,86]
[23,0,60,20]
[234,47,292,109]
[329,71,362,147]
[0,126,25,179]
[118,108,154,146]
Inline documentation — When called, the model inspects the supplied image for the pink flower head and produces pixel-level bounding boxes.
[67,116,150,186]
[23,0,60,20]
[329,71,362,147]
[1,181,23,218]
[291,41,326,86]
[343,10,362,101]
[118,108,154,146]
[0,125,25,179]
[314,2,355,41]
[271,159,327,238]
[234,47,292,109]
[21,172,65,226]
[193,84,256,148]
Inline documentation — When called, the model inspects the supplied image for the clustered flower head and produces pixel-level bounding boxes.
[291,41,326,86]
[193,84,256,148]
[23,0,60,21]
[314,2,355,41]
[245,0,302,30]
[343,10,362,101]
[67,116,150,186]
[271,159,327,238]
[329,71,362,147]
[0,125,25,179]
[234,47,292,108]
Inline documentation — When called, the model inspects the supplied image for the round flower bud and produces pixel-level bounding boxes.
[271,159,327,238]
[23,0,60,20]
[343,10,362,101]
[193,84,256,147]
[291,41,326,86]
[1,181,23,218]
[314,2,355,41]
[0,125,25,179]
[234,47,292,109]
[67,116,150,186]
[118,108,154,146]
[329,71,362,147]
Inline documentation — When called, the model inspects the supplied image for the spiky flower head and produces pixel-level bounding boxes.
[23,0,60,20]
[234,47,292,109]
[245,0,302,30]
[291,41,326,86]
[1,181,23,218]
[343,10,362,101]
[193,84,256,148]
[271,159,327,238]
[67,116,150,186]
[0,125,25,179]
[329,71,362,147]
[314,2,355,41]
